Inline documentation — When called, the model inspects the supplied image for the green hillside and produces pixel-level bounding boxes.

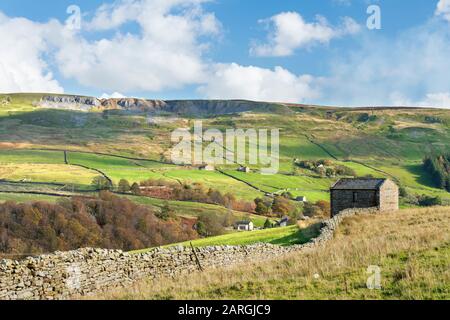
[1,93,450,229]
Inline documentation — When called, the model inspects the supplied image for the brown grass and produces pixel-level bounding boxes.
[95,207,450,300]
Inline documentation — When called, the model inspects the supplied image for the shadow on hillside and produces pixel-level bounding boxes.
[404,163,438,189]
[270,222,322,246]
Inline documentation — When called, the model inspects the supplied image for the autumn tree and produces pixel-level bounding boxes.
[315,200,331,217]
[131,182,141,195]
[264,218,273,229]
[118,179,131,193]
[254,198,271,216]
[271,196,293,218]
[156,201,175,221]
[91,176,113,191]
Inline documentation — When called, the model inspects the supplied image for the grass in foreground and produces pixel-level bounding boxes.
[98,207,450,300]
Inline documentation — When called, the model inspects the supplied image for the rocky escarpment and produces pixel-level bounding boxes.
[163,100,291,115]
[36,95,292,115]
[0,207,379,300]
[38,95,101,111]
[100,98,168,112]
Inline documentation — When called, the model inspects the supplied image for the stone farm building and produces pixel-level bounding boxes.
[238,166,251,173]
[235,221,254,231]
[199,164,215,171]
[330,178,399,217]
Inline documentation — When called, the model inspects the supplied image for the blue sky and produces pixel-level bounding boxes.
[0,0,449,107]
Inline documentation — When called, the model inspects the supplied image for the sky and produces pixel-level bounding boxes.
[0,0,450,107]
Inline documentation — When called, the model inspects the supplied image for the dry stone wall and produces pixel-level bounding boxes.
[0,207,380,300]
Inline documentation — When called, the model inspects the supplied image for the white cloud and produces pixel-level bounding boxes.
[0,13,63,93]
[320,20,450,108]
[1,0,449,109]
[420,92,450,108]
[56,0,221,93]
[436,0,450,22]
[198,63,319,103]
[99,92,127,99]
[250,12,360,57]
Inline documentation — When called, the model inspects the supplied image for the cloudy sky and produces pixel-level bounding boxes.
[0,0,450,107]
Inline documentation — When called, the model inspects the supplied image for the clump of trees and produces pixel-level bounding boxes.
[138,179,255,212]
[254,196,302,220]
[118,179,131,193]
[195,211,239,237]
[91,176,113,191]
[423,154,450,192]
[295,159,356,178]
[0,192,197,258]
[417,195,442,207]
[254,193,331,220]
[399,185,444,207]
[303,200,331,218]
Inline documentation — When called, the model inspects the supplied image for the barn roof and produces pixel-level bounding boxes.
[331,178,387,190]
[236,221,252,225]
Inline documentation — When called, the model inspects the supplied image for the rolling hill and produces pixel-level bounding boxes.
[1,93,449,200]
[0,93,449,247]
[1,93,449,300]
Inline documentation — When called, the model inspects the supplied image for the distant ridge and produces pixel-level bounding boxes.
[0,93,446,114]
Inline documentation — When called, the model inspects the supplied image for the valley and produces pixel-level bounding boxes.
[0,93,449,254]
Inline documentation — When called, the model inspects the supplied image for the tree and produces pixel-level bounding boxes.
[418,195,442,207]
[156,201,175,221]
[263,218,272,229]
[272,196,293,218]
[315,200,331,217]
[423,154,450,191]
[303,202,323,217]
[91,176,112,191]
[399,185,408,198]
[255,201,270,216]
[131,182,141,195]
[118,179,131,193]
[222,210,236,227]
[196,221,207,237]
[196,213,224,237]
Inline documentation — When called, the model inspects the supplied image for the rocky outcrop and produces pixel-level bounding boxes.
[36,95,292,115]
[38,95,101,111]
[163,100,291,115]
[0,207,380,300]
[100,98,168,112]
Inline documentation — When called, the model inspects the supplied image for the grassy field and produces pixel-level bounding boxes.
[99,207,450,300]
[0,149,64,164]
[0,192,61,203]
[126,195,268,227]
[133,223,320,252]
[223,170,332,201]
[0,163,98,185]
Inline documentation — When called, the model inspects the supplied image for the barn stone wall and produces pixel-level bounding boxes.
[0,207,379,300]
[331,189,378,216]
[379,180,399,212]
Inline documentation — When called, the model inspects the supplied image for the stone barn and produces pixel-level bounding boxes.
[330,178,399,217]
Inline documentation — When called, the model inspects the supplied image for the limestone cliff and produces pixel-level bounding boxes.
[39,95,101,111]
[37,95,293,115]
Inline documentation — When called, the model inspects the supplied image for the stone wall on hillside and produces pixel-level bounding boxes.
[0,207,379,300]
